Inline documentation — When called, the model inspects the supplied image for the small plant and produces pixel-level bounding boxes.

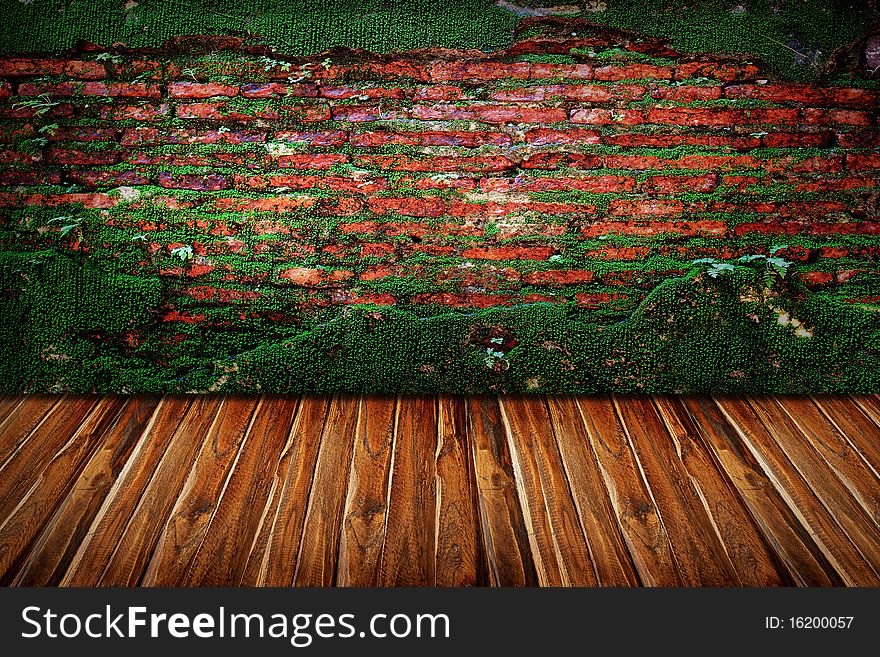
[692,258,736,278]
[12,93,61,116]
[95,52,123,65]
[170,245,194,261]
[131,233,149,241]
[58,222,81,239]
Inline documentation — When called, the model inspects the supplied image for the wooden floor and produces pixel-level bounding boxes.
[1,394,879,587]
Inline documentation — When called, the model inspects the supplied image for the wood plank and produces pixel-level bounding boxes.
[378,396,438,586]
[715,396,880,586]
[614,395,740,585]
[0,396,60,468]
[851,395,880,429]
[0,396,126,583]
[12,396,162,586]
[546,396,640,586]
[434,395,487,586]
[140,396,261,586]
[575,396,683,586]
[0,395,101,523]
[681,397,841,586]
[59,395,193,586]
[777,396,880,526]
[467,396,537,586]
[500,395,598,586]
[293,394,359,586]
[0,396,25,427]
[813,395,880,478]
[62,396,223,586]
[239,395,329,586]
[181,395,300,586]
[653,396,792,586]
[336,396,397,587]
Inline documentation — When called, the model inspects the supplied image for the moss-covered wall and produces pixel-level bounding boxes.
[0,17,878,393]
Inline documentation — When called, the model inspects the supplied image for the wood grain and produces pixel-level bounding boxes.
[500,395,598,586]
[715,396,880,586]
[546,395,639,586]
[434,395,487,586]
[467,396,537,586]
[141,396,260,586]
[378,396,438,586]
[293,395,360,586]
[240,394,329,586]
[0,393,878,588]
[652,396,791,586]
[336,396,397,587]
[576,396,683,586]
[12,396,162,586]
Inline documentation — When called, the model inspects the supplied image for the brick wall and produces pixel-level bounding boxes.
[0,18,878,391]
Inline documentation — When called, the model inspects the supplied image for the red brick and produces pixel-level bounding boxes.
[524,127,600,146]
[529,63,592,79]
[762,132,833,148]
[491,83,645,102]
[354,154,514,173]
[801,108,873,126]
[846,154,880,171]
[429,61,530,82]
[411,104,567,123]
[272,130,347,147]
[19,81,160,97]
[350,130,511,148]
[67,170,151,186]
[355,60,430,81]
[570,108,645,125]
[277,267,354,287]
[319,85,406,100]
[640,174,718,194]
[169,82,239,98]
[413,292,512,308]
[481,175,633,194]
[412,85,467,101]
[765,156,844,173]
[649,85,722,101]
[523,270,594,286]
[791,177,876,192]
[360,244,396,259]
[184,286,262,302]
[45,148,120,165]
[0,171,62,185]
[601,133,760,149]
[610,199,684,217]
[521,153,602,169]
[214,196,318,213]
[580,220,727,237]
[675,60,761,81]
[725,83,878,108]
[0,58,105,79]
[274,153,349,170]
[158,172,228,191]
[334,292,397,306]
[836,131,880,148]
[367,196,446,217]
[461,245,556,261]
[591,247,652,260]
[803,271,834,286]
[101,103,171,121]
[161,311,206,324]
[0,192,115,209]
[593,64,672,81]
[330,105,407,122]
[0,82,10,99]
[239,82,318,98]
[177,102,330,121]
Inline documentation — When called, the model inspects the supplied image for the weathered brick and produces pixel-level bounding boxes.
[569,108,645,125]
[801,108,873,126]
[762,132,833,148]
[367,196,446,217]
[101,103,171,121]
[461,245,556,260]
[272,130,347,146]
[411,104,567,123]
[277,267,355,287]
[413,292,512,308]
[274,153,349,169]
[610,199,684,217]
[319,85,406,100]
[524,127,600,146]
[575,292,629,308]
[18,81,161,97]
[177,102,330,121]
[649,85,722,101]
[169,81,239,98]
[0,58,105,79]
[491,83,645,102]
[354,154,514,173]
[330,105,407,122]
[640,174,718,194]
[350,130,511,148]
[429,61,530,82]
[529,63,592,79]
[846,154,880,171]
[675,60,761,81]
[593,64,672,81]
[725,83,878,108]
[158,172,229,190]
[239,82,318,98]
[523,270,594,286]
[412,85,467,101]
[45,148,120,165]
